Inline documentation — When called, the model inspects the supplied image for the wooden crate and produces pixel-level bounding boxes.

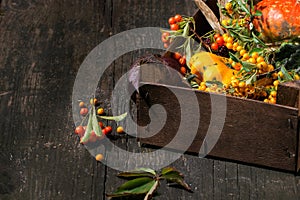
[134,0,300,174]
[136,81,300,173]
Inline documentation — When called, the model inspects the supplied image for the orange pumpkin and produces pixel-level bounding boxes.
[253,0,300,42]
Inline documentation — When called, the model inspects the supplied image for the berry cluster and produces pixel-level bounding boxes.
[74,98,124,144]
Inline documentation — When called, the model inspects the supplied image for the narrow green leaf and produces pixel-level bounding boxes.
[251,32,266,47]
[237,1,250,15]
[80,109,93,143]
[254,10,262,16]
[161,171,192,192]
[92,106,102,137]
[229,52,240,63]
[144,180,159,200]
[99,112,127,121]
[281,66,294,81]
[161,167,177,175]
[248,48,263,56]
[106,177,155,198]
[118,168,156,178]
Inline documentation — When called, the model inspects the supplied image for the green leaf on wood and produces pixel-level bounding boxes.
[118,168,156,178]
[160,170,192,192]
[106,177,156,198]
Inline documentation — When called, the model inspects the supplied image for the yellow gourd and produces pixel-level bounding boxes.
[189,52,237,85]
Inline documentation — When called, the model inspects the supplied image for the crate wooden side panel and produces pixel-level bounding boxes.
[137,83,299,172]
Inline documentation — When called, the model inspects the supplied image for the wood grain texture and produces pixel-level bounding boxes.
[1,0,300,200]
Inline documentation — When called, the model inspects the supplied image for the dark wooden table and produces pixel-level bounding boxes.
[1,0,300,199]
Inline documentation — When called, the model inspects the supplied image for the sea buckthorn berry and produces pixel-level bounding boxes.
[225,2,233,10]
[79,101,85,108]
[256,56,265,63]
[269,98,276,104]
[278,71,284,78]
[270,90,277,97]
[238,81,246,88]
[239,49,247,57]
[251,52,259,59]
[97,107,105,115]
[95,153,104,161]
[248,57,256,64]
[226,43,233,49]
[226,37,233,44]
[116,126,124,134]
[267,64,274,71]
[273,80,280,87]
[295,74,300,80]
[242,53,249,60]
[264,99,269,103]
[236,45,243,52]
[90,98,98,105]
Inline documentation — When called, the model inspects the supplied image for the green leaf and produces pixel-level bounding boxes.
[118,168,156,178]
[248,48,263,56]
[281,66,294,81]
[99,112,127,121]
[80,109,93,143]
[254,10,262,16]
[92,106,102,137]
[161,171,192,192]
[161,167,177,175]
[251,32,266,47]
[229,52,240,63]
[106,177,156,198]
[237,1,250,15]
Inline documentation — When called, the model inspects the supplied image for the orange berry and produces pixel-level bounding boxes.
[256,56,265,63]
[117,126,124,134]
[79,101,85,108]
[95,154,104,161]
[97,107,105,115]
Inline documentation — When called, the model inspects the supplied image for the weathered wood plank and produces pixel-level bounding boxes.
[0,0,109,199]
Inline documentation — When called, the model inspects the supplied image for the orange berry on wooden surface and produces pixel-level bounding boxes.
[97,107,105,115]
[95,154,104,161]
[117,126,124,134]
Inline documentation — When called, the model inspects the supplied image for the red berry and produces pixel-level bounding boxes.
[216,36,224,46]
[170,24,179,31]
[164,43,169,49]
[161,32,170,43]
[104,126,112,134]
[179,57,186,65]
[214,33,221,39]
[168,17,176,25]
[99,121,104,129]
[80,107,89,116]
[173,52,182,60]
[75,125,85,137]
[174,14,182,22]
[211,42,219,51]
[180,66,187,75]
